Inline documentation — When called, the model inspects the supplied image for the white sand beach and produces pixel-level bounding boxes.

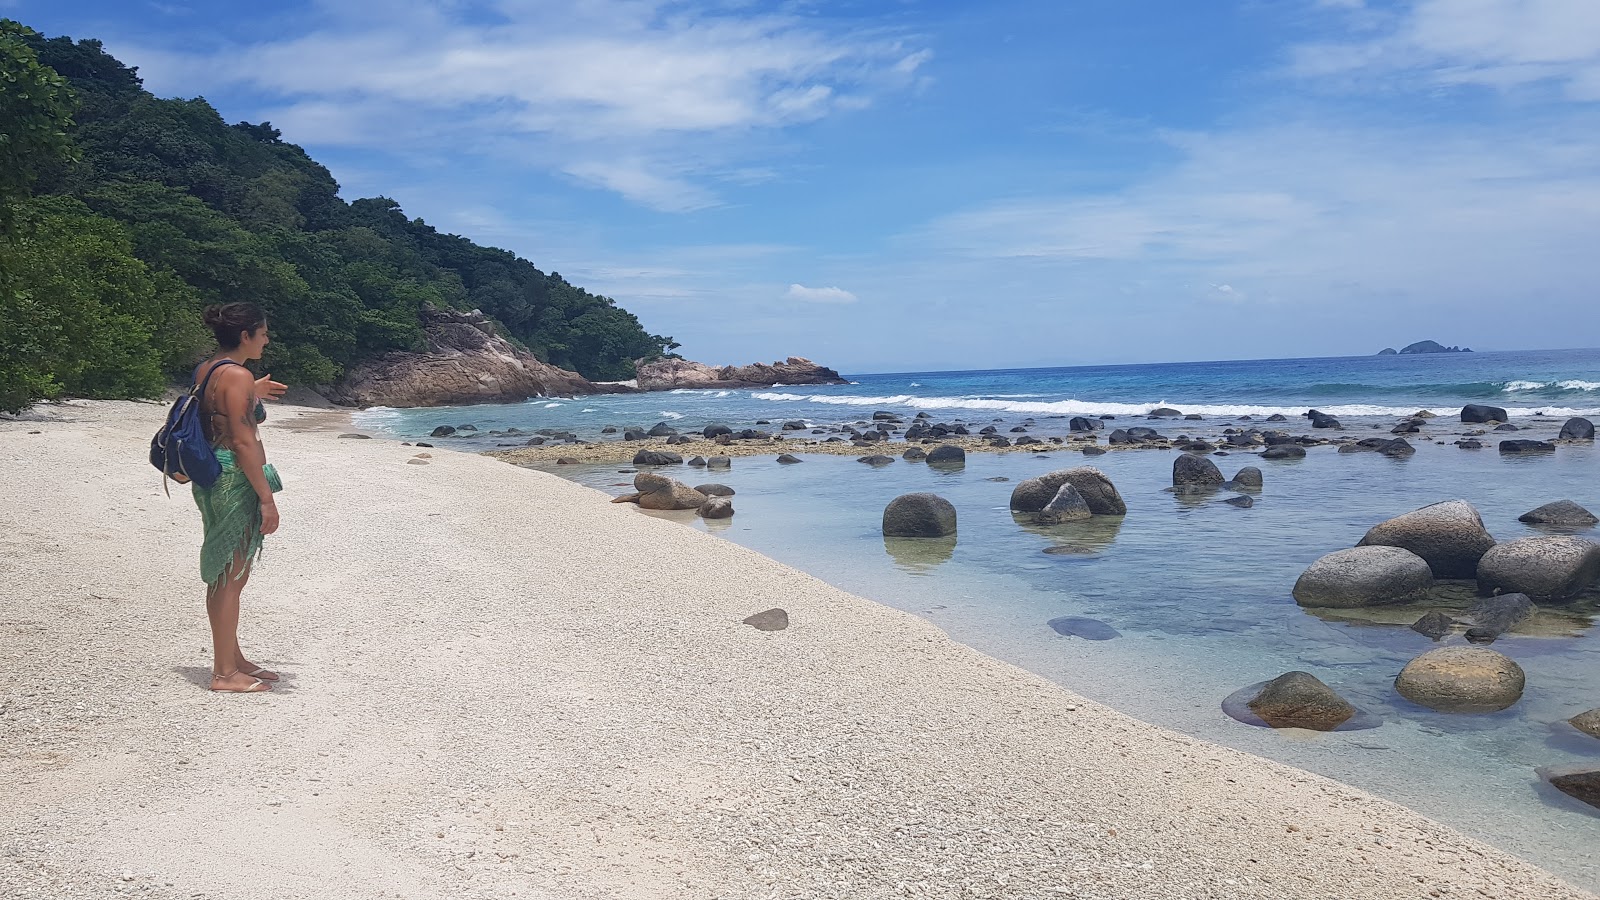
[0,400,1592,900]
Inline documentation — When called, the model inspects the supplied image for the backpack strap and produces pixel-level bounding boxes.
[160,359,246,497]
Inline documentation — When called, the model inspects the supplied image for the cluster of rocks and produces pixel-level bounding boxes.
[610,472,736,520]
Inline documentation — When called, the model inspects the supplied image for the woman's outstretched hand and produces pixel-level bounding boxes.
[255,374,288,402]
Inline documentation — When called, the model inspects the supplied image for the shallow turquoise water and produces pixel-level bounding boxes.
[536,440,1600,889]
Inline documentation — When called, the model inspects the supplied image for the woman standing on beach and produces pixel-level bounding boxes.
[193,302,287,693]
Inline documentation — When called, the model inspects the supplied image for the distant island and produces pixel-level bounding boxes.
[1377,341,1473,355]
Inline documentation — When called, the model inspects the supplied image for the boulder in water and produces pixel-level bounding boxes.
[1476,536,1600,603]
[776,454,803,464]
[1292,546,1434,608]
[1357,499,1497,579]
[1035,483,1092,525]
[1499,439,1555,454]
[1225,495,1254,508]
[697,496,735,519]
[882,492,958,538]
[926,444,966,466]
[1226,466,1263,490]
[1410,610,1455,640]
[902,447,928,461]
[695,483,735,496]
[1570,709,1600,740]
[1172,454,1225,488]
[1010,467,1126,515]
[1518,500,1598,527]
[1244,672,1356,731]
[1461,404,1509,424]
[1558,417,1595,440]
[1538,766,1600,811]
[1395,647,1524,713]
[857,454,895,466]
[1463,593,1535,643]
[1261,445,1306,459]
[632,450,684,466]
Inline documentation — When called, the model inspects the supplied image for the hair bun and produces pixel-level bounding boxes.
[202,305,225,327]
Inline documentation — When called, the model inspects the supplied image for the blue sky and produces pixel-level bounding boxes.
[11,0,1600,372]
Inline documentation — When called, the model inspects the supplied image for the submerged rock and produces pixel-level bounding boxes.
[1518,500,1598,527]
[1225,495,1254,508]
[1292,546,1434,608]
[1357,500,1497,579]
[1476,536,1600,603]
[1539,766,1600,811]
[1010,468,1126,516]
[857,454,895,466]
[1464,593,1535,643]
[1499,439,1556,454]
[697,496,734,519]
[882,493,958,538]
[1410,610,1455,640]
[1261,445,1306,459]
[1173,454,1225,488]
[1395,647,1525,713]
[1245,672,1356,731]
[695,483,735,497]
[1047,616,1121,640]
[776,454,803,464]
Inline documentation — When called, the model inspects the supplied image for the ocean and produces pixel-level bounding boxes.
[356,347,1600,889]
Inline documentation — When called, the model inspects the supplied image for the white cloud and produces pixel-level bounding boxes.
[115,1,929,209]
[785,284,858,304]
[1291,0,1600,99]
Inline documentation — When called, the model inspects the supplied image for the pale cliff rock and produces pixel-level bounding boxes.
[634,356,846,391]
[329,307,604,408]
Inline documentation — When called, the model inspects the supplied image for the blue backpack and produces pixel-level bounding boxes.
[150,360,242,492]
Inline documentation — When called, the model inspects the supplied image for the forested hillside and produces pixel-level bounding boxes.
[0,21,676,412]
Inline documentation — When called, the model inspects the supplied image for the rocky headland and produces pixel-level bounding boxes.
[633,356,846,391]
[1378,340,1473,355]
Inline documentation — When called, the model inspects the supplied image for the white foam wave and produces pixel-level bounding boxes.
[543,402,562,408]
[659,411,685,419]
[748,391,1600,419]
[1503,379,1600,392]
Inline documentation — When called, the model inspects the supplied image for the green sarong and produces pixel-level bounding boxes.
[193,449,284,589]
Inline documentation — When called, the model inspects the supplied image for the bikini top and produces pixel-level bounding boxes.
[196,360,266,447]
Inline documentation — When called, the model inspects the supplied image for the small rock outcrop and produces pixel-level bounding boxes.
[1571,709,1600,740]
[1035,484,1091,525]
[742,608,789,631]
[632,450,683,466]
[1395,647,1525,713]
[695,483,735,497]
[1411,610,1455,640]
[926,444,967,466]
[628,473,707,510]
[1010,468,1126,516]
[1476,536,1600,603]
[1226,466,1263,490]
[634,356,846,391]
[1464,593,1535,643]
[1261,445,1306,459]
[882,493,957,538]
[1356,500,1497,579]
[330,306,602,407]
[1245,672,1356,731]
[697,496,735,519]
[1292,546,1434,608]
[1538,766,1600,811]
[1399,340,1470,354]
[1499,439,1555,454]
[1518,500,1598,527]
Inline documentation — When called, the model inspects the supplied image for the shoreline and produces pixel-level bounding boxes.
[1,400,1593,899]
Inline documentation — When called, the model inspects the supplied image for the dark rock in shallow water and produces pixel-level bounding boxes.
[687,456,707,467]
[1559,417,1595,440]
[1173,453,1225,487]
[647,422,677,437]
[776,454,802,464]
[1293,546,1434,608]
[902,447,927,461]
[1226,466,1263,490]
[695,483,735,496]
[1456,439,1484,449]
[742,608,789,631]
[1519,500,1598,527]
[882,492,957,538]
[697,496,734,519]
[1010,468,1126,515]
[1476,536,1600,603]
[1225,495,1254,508]
[1499,439,1555,454]
[1464,593,1535,643]
[1357,499,1497,579]
[1149,407,1182,418]
[985,476,1010,482]
[1035,484,1092,525]
[1307,409,1341,429]
[1047,616,1121,640]
[1068,416,1101,432]
[1081,446,1107,456]
[926,444,966,466]
[1244,672,1355,731]
[857,454,895,466]
[430,425,457,437]
[1266,413,1288,422]
[1494,423,1519,432]
[1461,403,1509,424]
[702,423,732,438]
[1395,647,1524,713]
[1261,445,1306,459]
[707,456,731,469]
[555,456,579,465]
[1539,766,1600,811]
[1411,610,1455,640]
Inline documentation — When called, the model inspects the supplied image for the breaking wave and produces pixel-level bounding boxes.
[1503,379,1600,392]
[748,392,1600,419]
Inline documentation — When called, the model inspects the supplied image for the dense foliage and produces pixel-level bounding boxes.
[0,21,675,411]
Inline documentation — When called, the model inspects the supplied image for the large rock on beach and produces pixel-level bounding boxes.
[1245,672,1356,731]
[1010,468,1126,516]
[926,444,967,466]
[1395,647,1525,713]
[1292,546,1434,608]
[632,474,707,510]
[1357,500,1497,579]
[1035,484,1092,525]
[634,356,846,391]
[1518,500,1598,527]
[1172,454,1225,488]
[1476,536,1600,603]
[1461,404,1509,424]
[882,493,958,538]
[329,306,603,407]
[1559,417,1595,440]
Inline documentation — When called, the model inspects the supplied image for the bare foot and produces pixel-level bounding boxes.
[211,671,271,693]
[235,656,280,681]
